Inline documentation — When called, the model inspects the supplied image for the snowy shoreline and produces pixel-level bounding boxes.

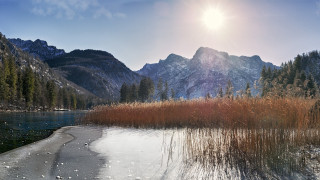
[0,126,103,180]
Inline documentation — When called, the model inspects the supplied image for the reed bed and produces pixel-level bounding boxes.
[84,98,318,129]
[84,98,320,179]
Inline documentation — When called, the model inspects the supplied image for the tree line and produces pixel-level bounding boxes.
[120,77,175,103]
[0,55,88,110]
[260,51,319,98]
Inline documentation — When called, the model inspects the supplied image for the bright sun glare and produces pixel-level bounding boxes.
[202,7,225,31]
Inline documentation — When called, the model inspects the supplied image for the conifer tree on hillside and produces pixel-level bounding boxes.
[46,80,57,109]
[260,51,320,98]
[70,93,77,110]
[7,57,17,102]
[23,66,35,108]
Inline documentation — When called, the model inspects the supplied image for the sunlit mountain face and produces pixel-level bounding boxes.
[138,47,277,98]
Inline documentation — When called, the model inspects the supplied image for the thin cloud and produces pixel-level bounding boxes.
[94,7,112,19]
[114,12,127,19]
[30,0,126,20]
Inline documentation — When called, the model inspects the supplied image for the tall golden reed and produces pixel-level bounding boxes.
[84,98,317,129]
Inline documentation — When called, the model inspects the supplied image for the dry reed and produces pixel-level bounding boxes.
[84,98,317,129]
[84,98,320,179]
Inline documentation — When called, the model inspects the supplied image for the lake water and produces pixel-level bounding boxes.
[0,111,86,154]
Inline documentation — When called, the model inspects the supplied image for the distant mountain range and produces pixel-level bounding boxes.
[8,36,283,100]
[137,47,277,98]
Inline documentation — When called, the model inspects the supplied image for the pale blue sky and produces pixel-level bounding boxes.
[0,0,320,70]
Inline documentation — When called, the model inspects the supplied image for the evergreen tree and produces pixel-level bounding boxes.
[171,88,175,100]
[46,80,57,109]
[33,74,41,107]
[261,66,267,81]
[306,74,319,98]
[146,77,155,101]
[138,77,154,102]
[217,86,223,98]
[245,82,252,98]
[157,78,163,100]
[293,54,302,72]
[63,88,71,109]
[0,67,6,102]
[162,81,169,101]
[0,57,9,102]
[287,61,295,84]
[129,84,138,102]
[7,57,17,102]
[267,67,272,79]
[205,93,211,99]
[22,66,35,108]
[16,69,23,101]
[70,93,77,110]
[120,83,129,103]
[300,71,307,83]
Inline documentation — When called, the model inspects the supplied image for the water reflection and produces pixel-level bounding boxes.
[0,111,86,154]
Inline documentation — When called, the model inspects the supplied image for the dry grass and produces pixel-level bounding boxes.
[84,98,318,129]
[84,97,320,178]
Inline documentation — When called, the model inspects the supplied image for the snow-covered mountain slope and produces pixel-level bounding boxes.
[46,49,142,100]
[8,38,65,61]
[137,47,277,98]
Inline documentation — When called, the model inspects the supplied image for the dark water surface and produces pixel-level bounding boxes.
[0,111,86,154]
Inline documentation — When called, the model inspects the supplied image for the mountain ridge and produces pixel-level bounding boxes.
[8,38,65,61]
[46,49,142,100]
[137,47,277,98]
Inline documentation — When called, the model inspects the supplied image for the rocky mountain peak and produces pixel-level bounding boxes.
[138,47,278,99]
[8,38,65,61]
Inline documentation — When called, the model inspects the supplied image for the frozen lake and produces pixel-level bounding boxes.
[91,128,320,180]
[91,128,186,180]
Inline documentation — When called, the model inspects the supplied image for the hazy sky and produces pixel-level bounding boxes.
[0,0,320,70]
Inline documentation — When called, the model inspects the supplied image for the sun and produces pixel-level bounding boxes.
[202,7,225,31]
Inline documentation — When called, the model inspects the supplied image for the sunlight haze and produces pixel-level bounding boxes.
[1,0,320,70]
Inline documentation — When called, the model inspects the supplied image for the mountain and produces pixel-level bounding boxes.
[8,38,65,61]
[45,49,142,100]
[137,47,277,98]
[0,33,94,99]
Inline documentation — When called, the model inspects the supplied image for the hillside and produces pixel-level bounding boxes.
[46,49,142,100]
[0,32,96,110]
